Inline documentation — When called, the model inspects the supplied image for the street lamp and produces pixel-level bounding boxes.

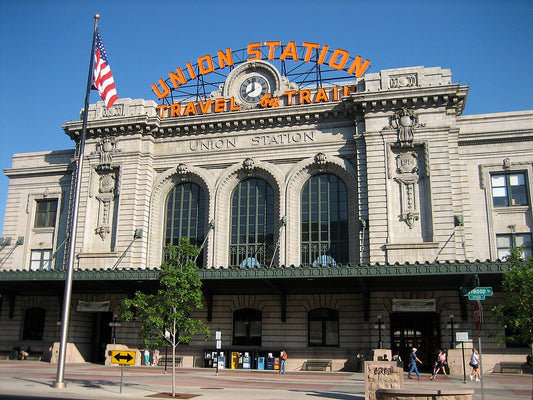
[374,315,386,348]
[446,314,458,349]
[109,316,121,344]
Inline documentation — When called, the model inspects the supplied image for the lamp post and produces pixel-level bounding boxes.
[109,316,121,344]
[446,314,458,349]
[374,315,385,348]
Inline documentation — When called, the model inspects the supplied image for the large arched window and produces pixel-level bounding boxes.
[233,308,262,346]
[301,174,349,266]
[308,307,339,347]
[23,307,45,340]
[230,178,275,268]
[164,182,206,265]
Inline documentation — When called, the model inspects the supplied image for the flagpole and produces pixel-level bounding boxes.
[54,13,100,389]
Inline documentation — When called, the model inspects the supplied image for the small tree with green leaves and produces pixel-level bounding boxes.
[121,238,210,397]
[490,248,533,360]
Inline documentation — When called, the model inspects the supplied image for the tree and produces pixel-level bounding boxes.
[121,238,210,397]
[490,248,533,357]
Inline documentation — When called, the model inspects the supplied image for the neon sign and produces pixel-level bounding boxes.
[152,41,371,100]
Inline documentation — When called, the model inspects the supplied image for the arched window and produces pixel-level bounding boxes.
[301,174,348,266]
[308,307,339,347]
[233,308,262,346]
[164,182,207,265]
[23,307,45,340]
[230,178,275,268]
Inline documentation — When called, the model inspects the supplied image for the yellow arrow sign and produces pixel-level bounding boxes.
[111,350,136,365]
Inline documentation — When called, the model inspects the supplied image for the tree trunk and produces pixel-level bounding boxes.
[172,344,176,397]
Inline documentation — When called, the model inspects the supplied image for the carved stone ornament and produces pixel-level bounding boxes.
[389,108,424,147]
[176,163,188,175]
[243,158,255,174]
[94,137,119,169]
[314,152,327,166]
[396,152,418,174]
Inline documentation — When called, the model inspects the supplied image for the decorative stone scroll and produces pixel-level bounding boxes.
[394,151,420,229]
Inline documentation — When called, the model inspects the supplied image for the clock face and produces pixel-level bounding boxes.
[239,75,269,104]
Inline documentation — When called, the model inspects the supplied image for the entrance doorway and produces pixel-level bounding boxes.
[90,312,113,363]
[390,312,440,371]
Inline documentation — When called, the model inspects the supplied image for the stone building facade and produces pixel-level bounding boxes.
[1,62,531,371]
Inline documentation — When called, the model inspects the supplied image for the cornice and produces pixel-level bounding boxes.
[345,84,469,116]
[0,259,509,282]
[62,101,356,141]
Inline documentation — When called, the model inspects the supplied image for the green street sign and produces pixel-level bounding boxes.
[462,286,493,300]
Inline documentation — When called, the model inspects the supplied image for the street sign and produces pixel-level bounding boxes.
[456,332,469,342]
[461,286,493,300]
[111,350,136,365]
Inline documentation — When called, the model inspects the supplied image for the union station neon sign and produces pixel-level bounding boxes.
[152,41,371,119]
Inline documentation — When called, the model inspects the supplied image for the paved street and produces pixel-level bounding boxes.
[0,361,530,400]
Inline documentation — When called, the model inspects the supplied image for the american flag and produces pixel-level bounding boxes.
[93,29,118,109]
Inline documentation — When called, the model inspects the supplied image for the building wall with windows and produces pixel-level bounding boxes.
[1,64,532,369]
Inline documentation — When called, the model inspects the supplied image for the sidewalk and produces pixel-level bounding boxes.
[0,360,530,399]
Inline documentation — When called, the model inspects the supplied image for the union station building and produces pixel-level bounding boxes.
[1,43,532,372]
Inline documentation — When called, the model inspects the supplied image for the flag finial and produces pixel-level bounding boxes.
[94,14,100,20]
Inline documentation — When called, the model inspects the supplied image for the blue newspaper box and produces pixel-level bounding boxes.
[258,357,265,370]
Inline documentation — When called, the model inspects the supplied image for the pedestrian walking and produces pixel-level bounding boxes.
[407,347,422,379]
[469,348,481,382]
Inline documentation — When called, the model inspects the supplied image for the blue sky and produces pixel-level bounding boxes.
[1,0,533,234]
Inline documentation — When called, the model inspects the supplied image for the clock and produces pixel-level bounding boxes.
[239,75,269,104]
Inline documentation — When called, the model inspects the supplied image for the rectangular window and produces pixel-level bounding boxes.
[34,199,58,228]
[30,249,52,270]
[491,173,528,207]
[496,233,532,260]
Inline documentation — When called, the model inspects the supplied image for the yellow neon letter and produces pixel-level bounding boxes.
[347,56,371,78]
[247,42,262,60]
[317,45,329,64]
[183,102,197,116]
[198,55,215,75]
[152,79,171,99]
[156,104,169,118]
[328,49,349,70]
[280,41,298,61]
[217,48,234,69]
[198,100,212,114]
[302,42,320,62]
[264,41,281,60]
[169,68,187,89]
[170,103,182,117]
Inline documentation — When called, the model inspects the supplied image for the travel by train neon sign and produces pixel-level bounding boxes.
[152,41,371,118]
